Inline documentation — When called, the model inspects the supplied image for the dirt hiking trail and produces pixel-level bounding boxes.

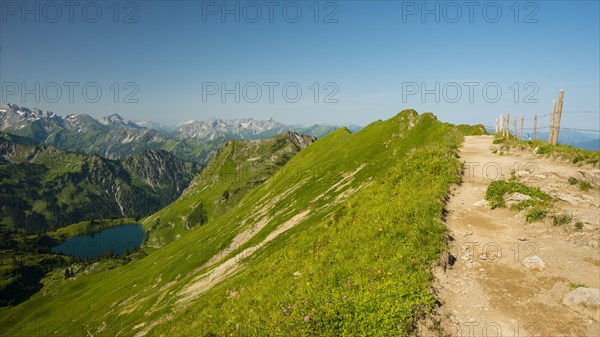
[431,135,600,337]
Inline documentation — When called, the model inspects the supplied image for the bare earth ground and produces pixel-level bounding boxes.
[430,135,600,337]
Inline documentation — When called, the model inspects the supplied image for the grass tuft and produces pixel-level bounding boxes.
[525,207,547,223]
[485,180,551,210]
[551,213,573,226]
[569,282,587,289]
[579,181,592,191]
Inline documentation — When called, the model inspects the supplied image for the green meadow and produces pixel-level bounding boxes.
[0,110,485,336]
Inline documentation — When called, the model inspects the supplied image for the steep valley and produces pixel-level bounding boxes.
[0,132,200,231]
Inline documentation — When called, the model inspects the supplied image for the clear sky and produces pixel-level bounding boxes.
[1,0,599,131]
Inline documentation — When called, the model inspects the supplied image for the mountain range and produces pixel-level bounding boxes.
[0,104,358,164]
[0,132,201,231]
[573,138,600,151]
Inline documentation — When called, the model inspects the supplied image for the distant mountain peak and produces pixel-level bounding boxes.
[99,113,141,129]
[107,113,124,120]
[174,117,289,141]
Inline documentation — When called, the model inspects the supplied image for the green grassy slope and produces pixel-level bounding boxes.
[0,111,485,336]
[142,132,314,249]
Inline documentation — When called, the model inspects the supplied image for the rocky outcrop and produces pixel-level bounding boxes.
[563,287,600,321]
[122,150,200,194]
[287,131,316,151]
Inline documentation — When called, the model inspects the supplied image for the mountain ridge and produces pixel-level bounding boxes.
[0,132,201,231]
[142,131,316,249]
[1,104,356,163]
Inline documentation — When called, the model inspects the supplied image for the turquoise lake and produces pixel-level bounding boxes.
[51,224,145,259]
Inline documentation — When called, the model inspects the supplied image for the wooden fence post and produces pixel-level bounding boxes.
[520,114,524,140]
[506,113,511,139]
[533,114,537,141]
[553,90,565,145]
[513,116,517,140]
[495,118,499,133]
[548,100,556,144]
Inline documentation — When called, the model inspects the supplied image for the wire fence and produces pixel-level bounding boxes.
[492,110,600,137]
[523,110,600,120]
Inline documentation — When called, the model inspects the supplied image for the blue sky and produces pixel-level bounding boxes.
[1,0,599,131]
